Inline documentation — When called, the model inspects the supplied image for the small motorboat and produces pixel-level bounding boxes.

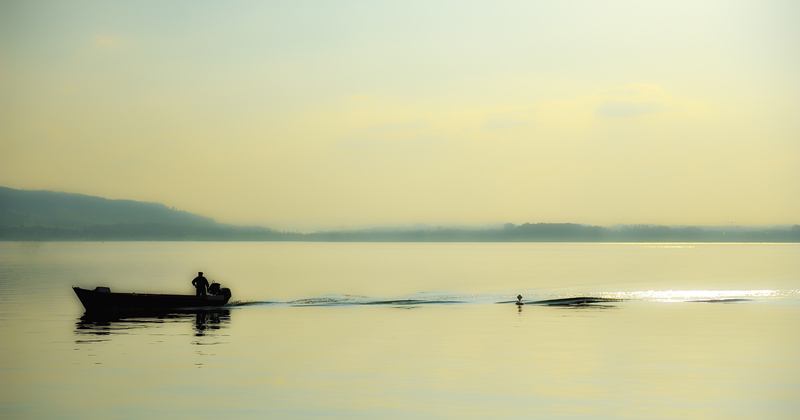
[73,283,232,312]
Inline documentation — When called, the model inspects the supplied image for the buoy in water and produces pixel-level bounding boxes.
[516,294,524,306]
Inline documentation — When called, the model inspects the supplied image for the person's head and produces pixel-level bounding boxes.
[199,272,203,276]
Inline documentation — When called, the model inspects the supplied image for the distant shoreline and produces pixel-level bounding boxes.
[2,187,798,242]
[2,223,799,243]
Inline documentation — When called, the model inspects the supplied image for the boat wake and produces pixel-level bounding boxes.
[226,289,796,308]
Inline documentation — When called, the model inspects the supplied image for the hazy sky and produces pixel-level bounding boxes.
[2,1,798,231]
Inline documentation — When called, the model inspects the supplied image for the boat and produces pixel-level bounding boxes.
[73,284,232,312]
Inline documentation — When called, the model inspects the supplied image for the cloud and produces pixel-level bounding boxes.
[92,35,119,49]
[594,100,665,118]
[43,125,69,139]
[322,84,698,150]
[591,84,677,118]
[598,85,661,99]
[330,135,440,150]
[345,93,374,103]
[354,119,430,134]
[331,119,440,149]
[528,84,698,124]
[49,85,76,95]
[481,108,537,131]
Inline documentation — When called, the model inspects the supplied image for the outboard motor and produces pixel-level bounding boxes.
[208,282,221,295]
[208,282,232,299]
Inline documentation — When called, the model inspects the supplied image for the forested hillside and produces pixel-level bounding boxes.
[0,187,215,229]
[1,187,797,242]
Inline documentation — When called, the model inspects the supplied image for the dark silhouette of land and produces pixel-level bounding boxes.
[1,187,798,242]
[0,187,283,240]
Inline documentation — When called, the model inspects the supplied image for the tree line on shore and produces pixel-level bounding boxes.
[2,222,799,242]
[2,187,798,242]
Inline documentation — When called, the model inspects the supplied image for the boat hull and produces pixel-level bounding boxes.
[73,287,230,312]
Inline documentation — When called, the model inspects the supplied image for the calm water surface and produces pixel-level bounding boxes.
[1,242,799,419]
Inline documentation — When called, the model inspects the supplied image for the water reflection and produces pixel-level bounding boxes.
[192,310,229,337]
[75,309,231,342]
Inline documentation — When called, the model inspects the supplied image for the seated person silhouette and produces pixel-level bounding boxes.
[191,272,210,297]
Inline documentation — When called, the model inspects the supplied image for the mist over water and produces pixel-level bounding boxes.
[2,242,799,419]
[4,2,799,418]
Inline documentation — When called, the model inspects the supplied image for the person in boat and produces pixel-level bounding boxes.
[191,272,210,296]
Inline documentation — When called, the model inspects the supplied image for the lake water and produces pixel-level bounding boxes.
[1,242,799,419]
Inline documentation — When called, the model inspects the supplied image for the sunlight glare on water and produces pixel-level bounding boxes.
[603,289,789,302]
[1,242,799,419]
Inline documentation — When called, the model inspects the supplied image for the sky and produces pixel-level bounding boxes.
[1,0,798,231]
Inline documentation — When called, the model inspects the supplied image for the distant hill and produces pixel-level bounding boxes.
[0,187,285,241]
[0,187,797,242]
[0,187,215,229]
